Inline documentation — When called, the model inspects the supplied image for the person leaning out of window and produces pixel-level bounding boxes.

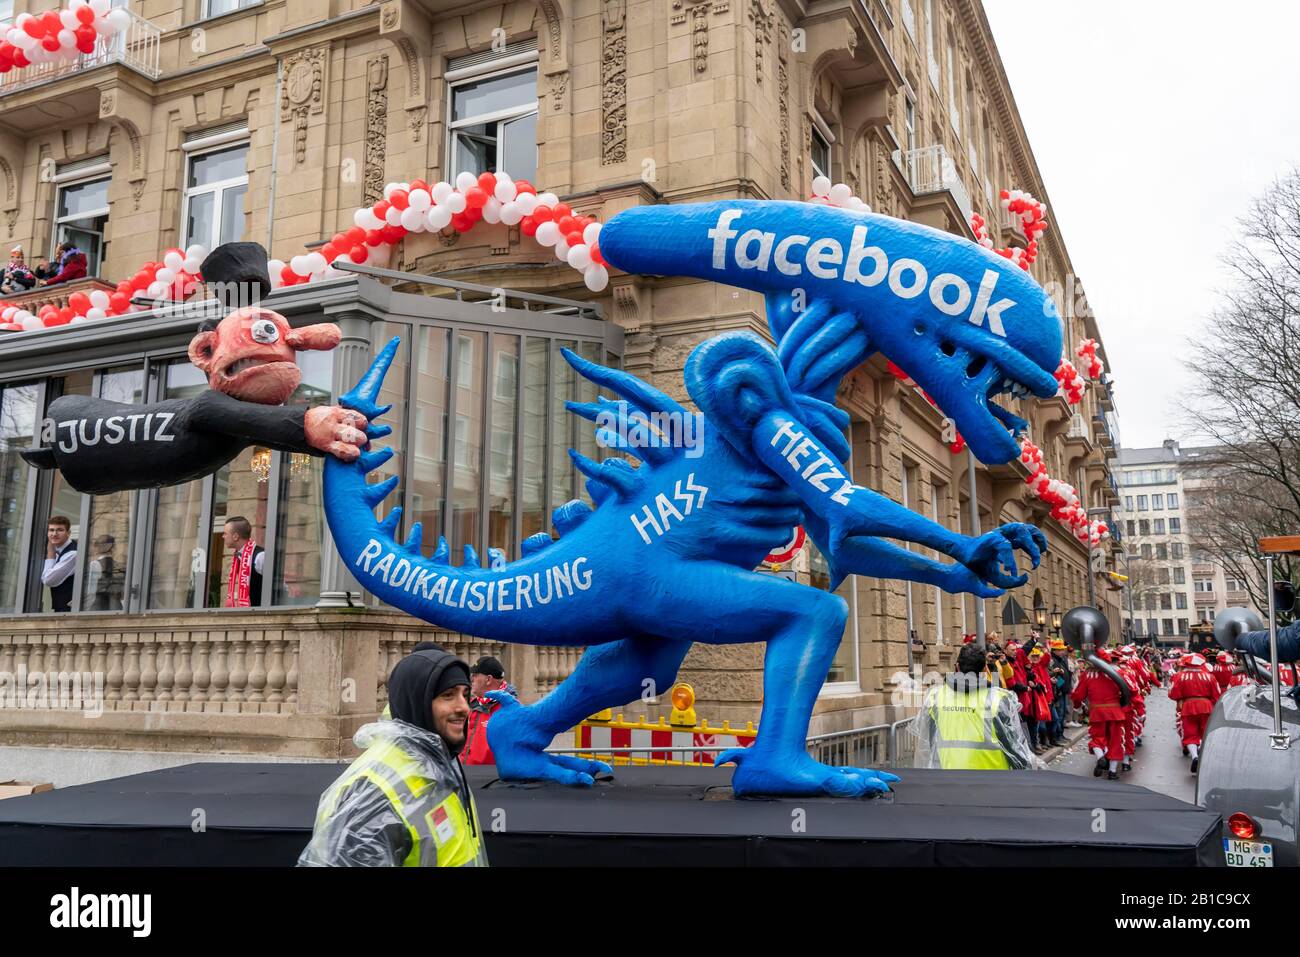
[38,241,87,287]
[40,515,77,613]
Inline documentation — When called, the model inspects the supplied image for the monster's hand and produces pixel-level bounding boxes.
[953,523,1047,590]
[306,406,370,462]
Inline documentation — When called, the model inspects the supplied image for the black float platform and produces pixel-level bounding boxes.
[0,762,1223,866]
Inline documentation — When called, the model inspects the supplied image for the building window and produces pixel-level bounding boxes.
[1157,567,1170,584]
[1160,593,1172,610]
[1163,618,1174,635]
[182,141,249,250]
[1155,543,1168,560]
[1126,520,1135,537]
[1174,567,1185,584]
[1178,618,1189,634]
[447,52,539,184]
[53,167,110,276]
[903,95,917,155]
[1138,519,1149,536]
[1176,593,1187,609]
[1194,578,1213,592]
[204,0,257,16]
[1141,543,1151,560]
[1167,492,1179,508]
[1151,493,1163,509]
[1153,518,1165,534]
[1225,577,1247,592]
[1125,495,1133,510]
[1171,543,1184,559]
[1147,617,1158,637]
[1137,495,1148,510]
[0,382,37,614]
[810,126,832,182]
[1169,517,1181,534]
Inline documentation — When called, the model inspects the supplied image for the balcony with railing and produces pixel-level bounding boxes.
[0,10,161,99]
[893,144,973,231]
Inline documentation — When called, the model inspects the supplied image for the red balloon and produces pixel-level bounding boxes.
[345,226,366,245]
[57,306,75,325]
[589,242,603,265]
[349,245,367,264]
[13,50,29,68]
[552,203,572,220]
[77,39,95,54]
[115,280,133,296]
[464,187,487,209]
[382,224,404,244]
[450,213,471,232]
[75,24,95,43]
[42,10,61,29]
[531,206,553,224]
[565,231,583,246]
[22,18,44,38]
[557,216,576,234]
[109,293,129,313]
[321,242,339,261]
[514,180,535,194]
[281,265,297,284]
[373,200,390,219]
[477,172,497,194]
[76,5,95,23]
[389,189,409,210]
[520,219,538,237]
[331,232,347,247]
[41,36,61,52]
[365,229,384,246]
[68,292,91,314]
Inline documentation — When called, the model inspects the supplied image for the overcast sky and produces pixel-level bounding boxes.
[983,1,1300,449]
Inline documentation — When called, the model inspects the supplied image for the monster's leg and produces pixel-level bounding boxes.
[647,563,897,797]
[487,636,693,786]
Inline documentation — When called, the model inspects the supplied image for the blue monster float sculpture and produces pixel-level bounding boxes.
[323,200,1064,797]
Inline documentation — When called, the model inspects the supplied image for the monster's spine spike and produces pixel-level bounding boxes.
[432,535,449,563]
[341,336,401,418]
[487,547,507,569]
[358,447,394,475]
[586,477,616,506]
[570,448,643,500]
[403,522,423,554]
[521,532,554,557]
[553,500,593,535]
[361,475,400,507]
[377,507,402,538]
[561,346,689,418]
[463,544,481,569]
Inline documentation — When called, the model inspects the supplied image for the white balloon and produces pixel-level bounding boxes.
[90,0,109,14]
[584,264,609,292]
[383,182,400,199]
[353,208,372,229]
[515,191,538,215]
[554,240,569,261]
[290,255,309,276]
[69,316,88,324]
[493,179,517,203]
[400,206,425,231]
[812,175,832,196]
[163,251,183,271]
[536,192,559,209]
[567,245,591,270]
[182,256,202,274]
[534,221,560,246]
[582,222,602,245]
[499,202,523,226]
[20,316,43,331]
[185,243,206,260]
[384,205,403,226]
[305,252,327,274]
[455,172,477,192]
[59,10,79,30]
[155,267,175,284]
[425,205,452,231]
[86,307,106,321]
[57,29,76,49]
[444,192,467,214]
[267,258,285,277]
[431,181,453,204]
[0,307,14,320]
[89,290,109,309]
[829,183,852,205]
[407,188,431,212]
[146,281,166,297]
[481,198,502,224]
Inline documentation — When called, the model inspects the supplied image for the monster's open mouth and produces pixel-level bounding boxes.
[219,354,289,381]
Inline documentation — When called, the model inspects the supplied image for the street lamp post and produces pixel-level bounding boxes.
[1033,596,1047,632]
[1051,605,1062,636]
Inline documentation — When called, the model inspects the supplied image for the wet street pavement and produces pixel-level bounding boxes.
[1050,685,1197,804]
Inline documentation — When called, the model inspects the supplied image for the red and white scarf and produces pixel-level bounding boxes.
[226,539,258,608]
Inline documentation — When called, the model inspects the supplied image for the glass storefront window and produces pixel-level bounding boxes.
[450,331,485,557]
[574,341,601,506]
[550,339,576,511]
[488,335,519,557]
[148,360,210,610]
[411,326,447,554]
[208,449,270,607]
[521,338,548,539]
[0,383,38,614]
[80,367,143,612]
[272,349,333,606]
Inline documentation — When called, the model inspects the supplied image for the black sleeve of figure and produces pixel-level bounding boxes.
[188,390,318,455]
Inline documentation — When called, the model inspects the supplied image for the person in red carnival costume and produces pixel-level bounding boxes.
[1070,647,1128,780]
[1212,652,1239,692]
[1010,639,1052,753]
[1168,653,1222,773]
[1114,647,1143,773]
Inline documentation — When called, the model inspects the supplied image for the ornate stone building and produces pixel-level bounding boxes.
[0,0,1122,781]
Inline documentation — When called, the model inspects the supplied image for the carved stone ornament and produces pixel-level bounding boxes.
[601,0,627,165]
[280,47,327,166]
[748,0,773,83]
[364,55,389,206]
[407,105,427,143]
[98,89,115,116]
[550,70,568,111]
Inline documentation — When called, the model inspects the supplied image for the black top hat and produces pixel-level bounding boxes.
[198,242,271,330]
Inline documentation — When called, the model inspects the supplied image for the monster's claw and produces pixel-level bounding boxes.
[1000,522,1043,569]
[717,748,895,797]
[714,747,748,769]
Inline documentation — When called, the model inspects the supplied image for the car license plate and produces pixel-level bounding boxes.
[1224,838,1274,867]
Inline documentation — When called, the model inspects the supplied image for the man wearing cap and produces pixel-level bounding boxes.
[20,242,367,495]
[463,655,518,765]
[1047,638,1071,747]
[1071,648,1129,780]
[917,643,1035,770]
[1168,653,1222,773]
[299,646,487,867]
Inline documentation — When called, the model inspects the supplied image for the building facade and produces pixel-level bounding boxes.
[0,0,1124,782]
[1115,439,1262,646]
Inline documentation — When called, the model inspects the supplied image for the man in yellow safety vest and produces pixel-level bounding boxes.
[917,643,1036,770]
[298,646,488,867]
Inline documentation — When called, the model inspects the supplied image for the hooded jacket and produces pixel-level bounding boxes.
[298,648,485,867]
